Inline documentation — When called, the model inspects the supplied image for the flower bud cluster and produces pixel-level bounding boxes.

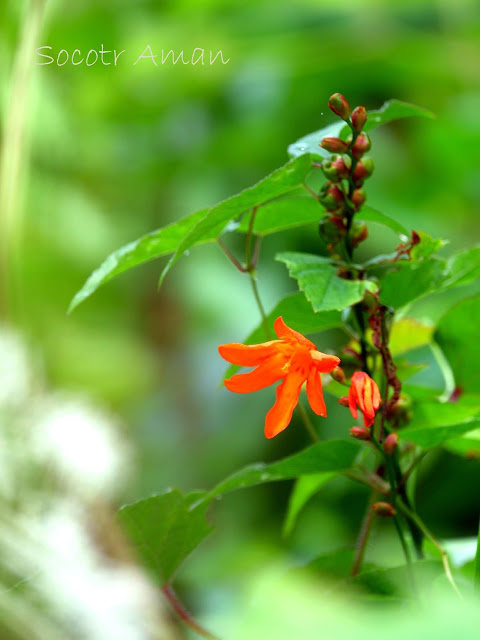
[318,93,375,252]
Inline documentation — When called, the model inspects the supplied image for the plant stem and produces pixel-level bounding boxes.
[351,491,377,576]
[162,584,220,640]
[217,238,248,272]
[370,434,416,589]
[297,401,319,442]
[397,500,462,598]
[249,272,270,340]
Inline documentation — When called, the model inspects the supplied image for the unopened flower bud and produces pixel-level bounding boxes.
[351,188,366,209]
[373,502,396,517]
[331,366,346,384]
[353,157,375,185]
[352,133,371,158]
[338,396,350,407]
[322,154,350,182]
[328,93,350,120]
[319,182,345,210]
[350,221,368,247]
[384,433,399,456]
[351,106,368,132]
[320,137,349,154]
[319,217,344,245]
[350,426,371,441]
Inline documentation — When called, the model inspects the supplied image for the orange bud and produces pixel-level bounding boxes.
[331,366,346,384]
[373,502,396,517]
[351,106,368,132]
[384,433,399,456]
[328,93,350,120]
[321,137,349,154]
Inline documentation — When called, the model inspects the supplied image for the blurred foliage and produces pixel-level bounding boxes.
[1,0,480,636]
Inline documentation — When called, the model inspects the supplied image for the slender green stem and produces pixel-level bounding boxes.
[397,499,462,598]
[249,272,271,341]
[297,401,319,442]
[352,490,377,576]
[370,434,416,589]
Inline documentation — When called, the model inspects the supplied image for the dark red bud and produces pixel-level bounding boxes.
[384,433,399,456]
[328,93,351,120]
[321,137,349,154]
[353,157,375,184]
[351,221,368,247]
[351,106,368,132]
[352,133,371,158]
[338,396,350,407]
[322,155,350,182]
[350,426,371,441]
[351,188,366,209]
[373,502,396,517]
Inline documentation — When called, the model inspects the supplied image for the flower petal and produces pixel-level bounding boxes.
[218,340,281,366]
[273,316,315,349]
[224,353,287,393]
[306,368,326,417]
[264,370,305,438]
[310,350,341,373]
[348,386,358,420]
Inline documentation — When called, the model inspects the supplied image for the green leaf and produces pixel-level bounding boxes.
[118,490,213,583]
[443,427,480,457]
[224,293,342,379]
[410,231,447,261]
[443,246,480,289]
[400,400,480,447]
[68,208,208,312]
[236,196,322,236]
[160,154,315,285]
[359,206,409,238]
[288,99,435,159]
[288,122,345,159]
[277,252,377,312]
[206,439,361,499]
[283,473,336,537]
[435,295,480,392]
[389,318,434,355]
[70,154,314,311]
[363,99,435,131]
[245,293,342,344]
[379,258,446,309]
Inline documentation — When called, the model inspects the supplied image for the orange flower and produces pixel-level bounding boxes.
[218,316,340,438]
[344,371,381,428]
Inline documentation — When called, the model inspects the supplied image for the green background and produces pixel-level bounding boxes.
[1,0,480,635]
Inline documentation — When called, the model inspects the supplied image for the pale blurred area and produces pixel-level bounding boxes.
[0,328,178,639]
[1,0,480,637]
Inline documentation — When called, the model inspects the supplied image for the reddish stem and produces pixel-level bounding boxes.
[162,584,220,640]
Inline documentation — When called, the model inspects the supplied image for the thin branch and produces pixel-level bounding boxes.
[302,183,319,201]
[352,491,377,576]
[397,500,462,598]
[162,584,220,640]
[217,238,248,272]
